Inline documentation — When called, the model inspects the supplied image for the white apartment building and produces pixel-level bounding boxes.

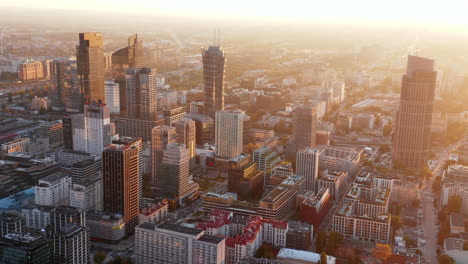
[35,172,71,206]
[70,176,103,211]
[215,110,244,159]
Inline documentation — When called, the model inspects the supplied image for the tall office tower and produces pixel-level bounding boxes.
[392,55,437,169]
[228,162,264,200]
[175,118,196,169]
[73,102,113,155]
[112,34,144,114]
[126,68,158,120]
[135,222,226,264]
[53,58,81,110]
[102,138,141,232]
[0,233,50,264]
[296,147,320,192]
[253,146,282,187]
[77,32,105,105]
[151,126,177,185]
[293,105,317,151]
[47,206,90,264]
[63,115,82,149]
[215,110,243,159]
[105,80,120,114]
[202,45,226,118]
[160,143,199,205]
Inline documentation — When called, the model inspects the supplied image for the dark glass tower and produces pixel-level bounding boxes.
[202,46,225,119]
[392,55,437,169]
[77,32,105,105]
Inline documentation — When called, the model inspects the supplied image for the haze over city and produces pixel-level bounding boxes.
[0,1,467,264]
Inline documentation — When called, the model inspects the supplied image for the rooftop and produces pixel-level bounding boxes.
[277,248,336,264]
[157,222,203,236]
[198,234,225,244]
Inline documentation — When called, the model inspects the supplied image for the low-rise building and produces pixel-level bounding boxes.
[86,211,126,242]
[138,201,169,224]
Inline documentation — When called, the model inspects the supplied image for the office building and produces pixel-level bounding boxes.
[202,45,226,118]
[77,32,105,104]
[1,137,29,155]
[126,68,158,120]
[392,55,437,169]
[215,110,243,159]
[135,222,226,264]
[160,143,199,205]
[0,211,25,237]
[113,117,161,142]
[315,170,348,199]
[277,248,336,264]
[292,105,317,151]
[164,106,187,126]
[105,80,120,114]
[285,221,313,251]
[70,159,100,183]
[102,138,141,232]
[253,146,281,187]
[138,201,169,224]
[187,112,214,145]
[18,61,45,81]
[21,204,54,230]
[296,147,320,191]
[300,188,332,229]
[35,172,71,206]
[70,176,103,211]
[0,233,50,264]
[73,102,113,155]
[151,125,177,185]
[228,161,264,201]
[85,211,126,241]
[53,58,81,111]
[318,146,362,177]
[175,118,196,169]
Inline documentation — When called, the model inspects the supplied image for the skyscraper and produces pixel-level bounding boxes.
[126,68,158,120]
[392,55,437,169]
[72,102,113,155]
[112,34,144,114]
[151,126,177,185]
[175,118,196,169]
[215,110,243,159]
[102,138,141,232]
[77,32,105,105]
[105,80,120,114]
[202,46,225,118]
[296,147,320,191]
[160,143,199,205]
[53,58,80,111]
[293,105,317,151]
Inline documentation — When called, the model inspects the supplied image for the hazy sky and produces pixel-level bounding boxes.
[2,0,468,26]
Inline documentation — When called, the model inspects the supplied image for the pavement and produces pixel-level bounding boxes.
[419,141,463,263]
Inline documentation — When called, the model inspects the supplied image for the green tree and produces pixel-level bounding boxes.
[448,195,462,213]
[93,251,107,264]
[320,252,327,264]
[315,230,327,253]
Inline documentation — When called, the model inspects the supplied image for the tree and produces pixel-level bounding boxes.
[379,144,390,153]
[320,252,327,264]
[93,251,107,264]
[315,230,327,253]
[372,243,392,262]
[448,195,462,213]
[421,166,433,179]
[255,243,275,259]
[437,254,455,264]
[326,231,343,254]
[383,123,393,137]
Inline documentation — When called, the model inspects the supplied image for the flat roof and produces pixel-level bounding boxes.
[157,222,203,236]
[198,234,225,244]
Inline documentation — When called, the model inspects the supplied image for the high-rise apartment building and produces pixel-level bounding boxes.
[18,61,45,81]
[135,222,226,264]
[47,206,89,264]
[151,126,177,185]
[392,55,437,169]
[102,138,142,232]
[215,110,243,159]
[292,105,317,151]
[35,172,71,206]
[160,143,199,205]
[53,58,81,110]
[202,46,226,118]
[296,148,320,192]
[77,32,105,105]
[175,118,196,169]
[126,68,158,120]
[105,80,120,114]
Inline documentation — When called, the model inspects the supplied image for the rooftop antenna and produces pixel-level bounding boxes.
[213,29,216,46]
[218,28,221,47]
